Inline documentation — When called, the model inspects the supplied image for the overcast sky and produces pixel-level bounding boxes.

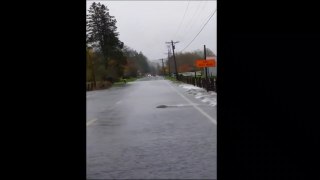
[86,0,217,62]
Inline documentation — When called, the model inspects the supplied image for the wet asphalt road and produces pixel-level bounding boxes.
[87,76,217,179]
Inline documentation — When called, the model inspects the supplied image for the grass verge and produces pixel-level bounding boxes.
[112,77,138,87]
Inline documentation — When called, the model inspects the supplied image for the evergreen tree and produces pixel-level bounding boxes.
[87,2,124,66]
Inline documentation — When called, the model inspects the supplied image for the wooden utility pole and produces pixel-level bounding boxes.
[166,40,179,80]
[204,45,208,79]
[204,45,208,91]
[166,45,171,77]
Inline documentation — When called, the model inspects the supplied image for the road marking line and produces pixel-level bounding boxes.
[87,118,98,126]
[166,81,217,125]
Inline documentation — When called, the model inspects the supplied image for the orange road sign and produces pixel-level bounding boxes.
[195,59,216,67]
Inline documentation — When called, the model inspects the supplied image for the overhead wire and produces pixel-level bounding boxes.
[180,9,217,52]
[179,0,208,41]
[178,1,204,41]
[172,1,190,40]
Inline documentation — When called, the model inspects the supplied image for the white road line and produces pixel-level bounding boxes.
[87,118,98,126]
[166,81,217,125]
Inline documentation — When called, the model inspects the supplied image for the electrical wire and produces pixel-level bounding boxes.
[180,9,217,52]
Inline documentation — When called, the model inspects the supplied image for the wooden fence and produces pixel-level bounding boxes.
[179,76,217,92]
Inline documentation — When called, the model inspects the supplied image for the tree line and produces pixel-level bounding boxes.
[86,2,216,84]
[86,2,152,83]
[166,48,216,75]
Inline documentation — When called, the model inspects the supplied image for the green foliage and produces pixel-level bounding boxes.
[122,46,150,77]
[165,76,182,83]
[87,2,126,80]
[87,2,123,58]
[87,48,108,82]
[86,3,152,82]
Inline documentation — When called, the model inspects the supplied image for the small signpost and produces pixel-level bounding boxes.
[195,58,216,92]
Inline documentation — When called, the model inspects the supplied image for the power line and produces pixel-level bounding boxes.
[180,9,216,52]
[172,1,190,40]
[178,1,203,41]
[179,0,208,41]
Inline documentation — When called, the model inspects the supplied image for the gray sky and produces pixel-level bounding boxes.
[86,1,217,61]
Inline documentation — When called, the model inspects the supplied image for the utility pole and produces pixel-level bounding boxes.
[163,52,169,76]
[204,45,208,79]
[204,45,208,91]
[166,40,179,80]
[165,45,171,77]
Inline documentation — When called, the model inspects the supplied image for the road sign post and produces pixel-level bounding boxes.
[195,58,216,91]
